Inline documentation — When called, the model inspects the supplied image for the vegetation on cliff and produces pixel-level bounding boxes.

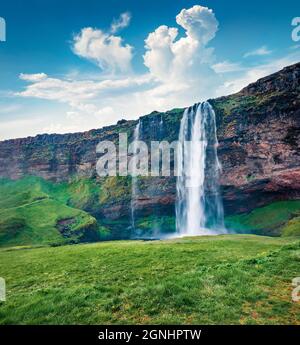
[0,177,105,247]
[1,175,300,247]
[225,201,300,237]
[0,63,299,245]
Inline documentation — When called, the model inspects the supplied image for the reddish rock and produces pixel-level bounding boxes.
[0,62,299,220]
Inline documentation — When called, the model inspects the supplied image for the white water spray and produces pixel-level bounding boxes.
[176,102,226,236]
[131,120,140,232]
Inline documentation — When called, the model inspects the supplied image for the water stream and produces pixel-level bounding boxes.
[130,120,141,234]
[176,102,226,236]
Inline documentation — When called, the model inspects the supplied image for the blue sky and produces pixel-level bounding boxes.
[0,0,299,140]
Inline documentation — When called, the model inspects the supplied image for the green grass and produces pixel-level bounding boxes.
[0,177,102,247]
[282,217,300,237]
[0,176,103,212]
[225,201,300,236]
[0,235,299,325]
[0,199,98,247]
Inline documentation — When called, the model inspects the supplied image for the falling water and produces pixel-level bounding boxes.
[130,120,141,233]
[159,114,164,139]
[130,115,167,238]
[176,102,225,236]
[150,114,165,237]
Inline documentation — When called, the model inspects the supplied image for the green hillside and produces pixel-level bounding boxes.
[0,235,299,324]
[225,201,300,236]
[0,177,103,247]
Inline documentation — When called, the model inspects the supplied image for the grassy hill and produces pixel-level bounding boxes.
[0,235,299,324]
[0,177,104,247]
[225,201,300,237]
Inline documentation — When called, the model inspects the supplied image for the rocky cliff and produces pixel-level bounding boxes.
[0,62,299,241]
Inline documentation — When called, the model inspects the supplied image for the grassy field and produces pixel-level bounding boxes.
[0,234,300,325]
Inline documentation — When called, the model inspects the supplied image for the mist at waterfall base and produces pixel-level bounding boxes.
[130,102,227,239]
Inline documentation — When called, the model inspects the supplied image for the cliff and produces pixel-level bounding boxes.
[0,62,299,242]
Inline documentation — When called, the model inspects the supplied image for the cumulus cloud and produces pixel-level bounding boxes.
[110,12,131,34]
[15,4,222,136]
[72,12,133,74]
[144,5,218,83]
[9,5,300,140]
[244,45,272,58]
[144,25,178,81]
[71,11,133,74]
[139,4,223,111]
[176,5,218,44]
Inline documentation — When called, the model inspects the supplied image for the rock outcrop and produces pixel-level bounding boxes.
[0,62,299,238]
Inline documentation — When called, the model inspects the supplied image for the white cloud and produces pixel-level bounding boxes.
[176,5,218,44]
[212,61,243,73]
[17,73,154,101]
[244,45,272,58]
[110,12,131,34]
[72,20,133,74]
[6,5,300,140]
[14,49,299,140]
[14,4,222,137]
[15,73,155,120]
[216,51,300,96]
[71,12,133,74]
[141,4,222,110]
[19,73,48,82]
[0,116,45,140]
[144,5,218,83]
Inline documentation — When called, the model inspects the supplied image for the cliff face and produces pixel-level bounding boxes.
[212,63,300,214]
[0,63,299,238]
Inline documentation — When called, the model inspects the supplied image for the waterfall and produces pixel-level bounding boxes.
[176,102,225,236]
[131,120,141,233]
[130,115,167,238]
[159,114,164,139]
[150,114,165,237]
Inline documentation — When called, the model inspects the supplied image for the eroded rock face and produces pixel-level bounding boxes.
[212,62,300,214]
[0,63,299,229]
[0,121,137,182]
